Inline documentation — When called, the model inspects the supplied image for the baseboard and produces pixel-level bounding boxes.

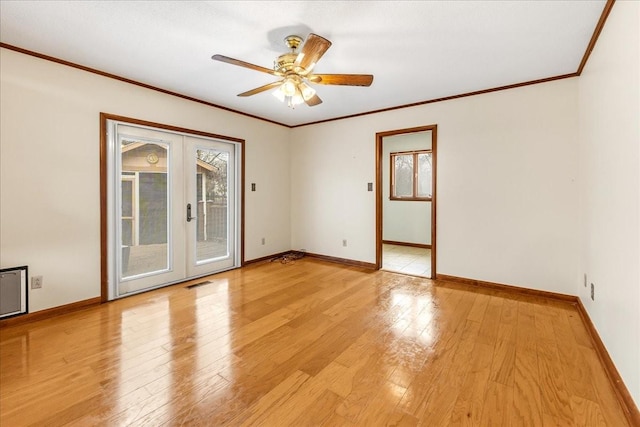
[0,296,101,327]
[383,240,431,249]
[245,250,376,270]
[304,252,377,270]
[243,251,293,266]
[435,274,576,302]
[575,299,640,426]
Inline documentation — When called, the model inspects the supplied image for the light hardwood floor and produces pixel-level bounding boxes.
[0,258,630,426]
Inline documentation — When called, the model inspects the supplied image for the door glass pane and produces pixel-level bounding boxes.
[394,154,413,197]
[195,148,229,263]
[417,152,432,198]
[121,179,134,246]
[120,140,169,278]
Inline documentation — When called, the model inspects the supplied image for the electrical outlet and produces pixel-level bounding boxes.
[590,283,595,301]
[584,273,587,287]
[342,239,347,247]
[31,275,43,289]
[261,237,265,245]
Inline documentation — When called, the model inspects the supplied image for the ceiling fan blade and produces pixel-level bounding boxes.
[212,54,280,76]
[305,94,323,107]
[308,74,374,86]
[237,81,283,97]
[295,33,332,72]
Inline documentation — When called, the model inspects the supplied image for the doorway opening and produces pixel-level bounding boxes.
[376,125,437,278]
[100,114,244,301]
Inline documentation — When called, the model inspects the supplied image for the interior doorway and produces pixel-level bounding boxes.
[376,125,437,278]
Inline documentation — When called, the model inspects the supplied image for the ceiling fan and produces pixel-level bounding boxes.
[212,33,374,108]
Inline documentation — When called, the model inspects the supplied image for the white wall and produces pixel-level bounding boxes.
[290,119,378,261]
[382,132,431,245]
[578,1,640,405]
[0,48,291,312]
[291,78,579,295]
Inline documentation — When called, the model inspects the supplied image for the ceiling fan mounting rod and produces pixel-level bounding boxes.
[284,35,303,51]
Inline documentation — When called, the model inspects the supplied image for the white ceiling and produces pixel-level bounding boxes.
[0,1,607,127]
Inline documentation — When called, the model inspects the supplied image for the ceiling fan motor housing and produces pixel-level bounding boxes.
[274,35,305,74]
[274,52,300,74]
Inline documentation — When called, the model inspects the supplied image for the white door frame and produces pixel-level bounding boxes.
[100,114,244,301]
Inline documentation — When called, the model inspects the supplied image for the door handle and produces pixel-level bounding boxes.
[187,203,197,222]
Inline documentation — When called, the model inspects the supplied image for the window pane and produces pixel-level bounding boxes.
[195,149,229,263]
[121,180,133,217]
[138,172,168,245]
[121,219,133,247]
[417,153,432,198]
[120,140,169,279]
[394,154,413,197]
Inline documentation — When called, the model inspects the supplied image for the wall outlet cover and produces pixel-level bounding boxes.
[31,276,43,289]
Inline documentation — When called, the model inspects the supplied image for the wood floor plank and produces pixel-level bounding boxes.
[479,381,514,425]
[291,388,343,426]
[356,381,406,425]
[490,333,516,387]
[243,359,345,425]
[231,369,311,426]
[466,292,490,323]
[570,395,608,426]
[448,342,493,425]
[537,342,576,425]
[268,314,335,365]
[476,295,503,346]
[0,258,631,426]
[334,352,391,423]
[552,307,598,402]
[383,410,419,427]
[512,349,543,426]
[403,292,480,422]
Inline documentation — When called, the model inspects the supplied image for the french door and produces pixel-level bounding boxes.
[105,119,241,299]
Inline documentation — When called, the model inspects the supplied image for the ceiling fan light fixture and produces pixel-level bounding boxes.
[272,76,314,108]
[272,85,304,108]
[281,78,298,96]
[272,89,285,102]
[290,89,305,108]
[298,81,316,101]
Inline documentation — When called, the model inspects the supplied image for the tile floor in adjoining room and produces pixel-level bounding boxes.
[382,243,431,277]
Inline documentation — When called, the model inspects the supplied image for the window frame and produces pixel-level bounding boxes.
[389,149,432,201]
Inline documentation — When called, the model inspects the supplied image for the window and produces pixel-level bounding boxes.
[390,150,432,200]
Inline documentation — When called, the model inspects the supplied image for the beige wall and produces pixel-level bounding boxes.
[0,48,291,312]
[578,0,640,405]
[291,78,580,296]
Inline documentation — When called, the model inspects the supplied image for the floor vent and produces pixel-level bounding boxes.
[186,280,213,290]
